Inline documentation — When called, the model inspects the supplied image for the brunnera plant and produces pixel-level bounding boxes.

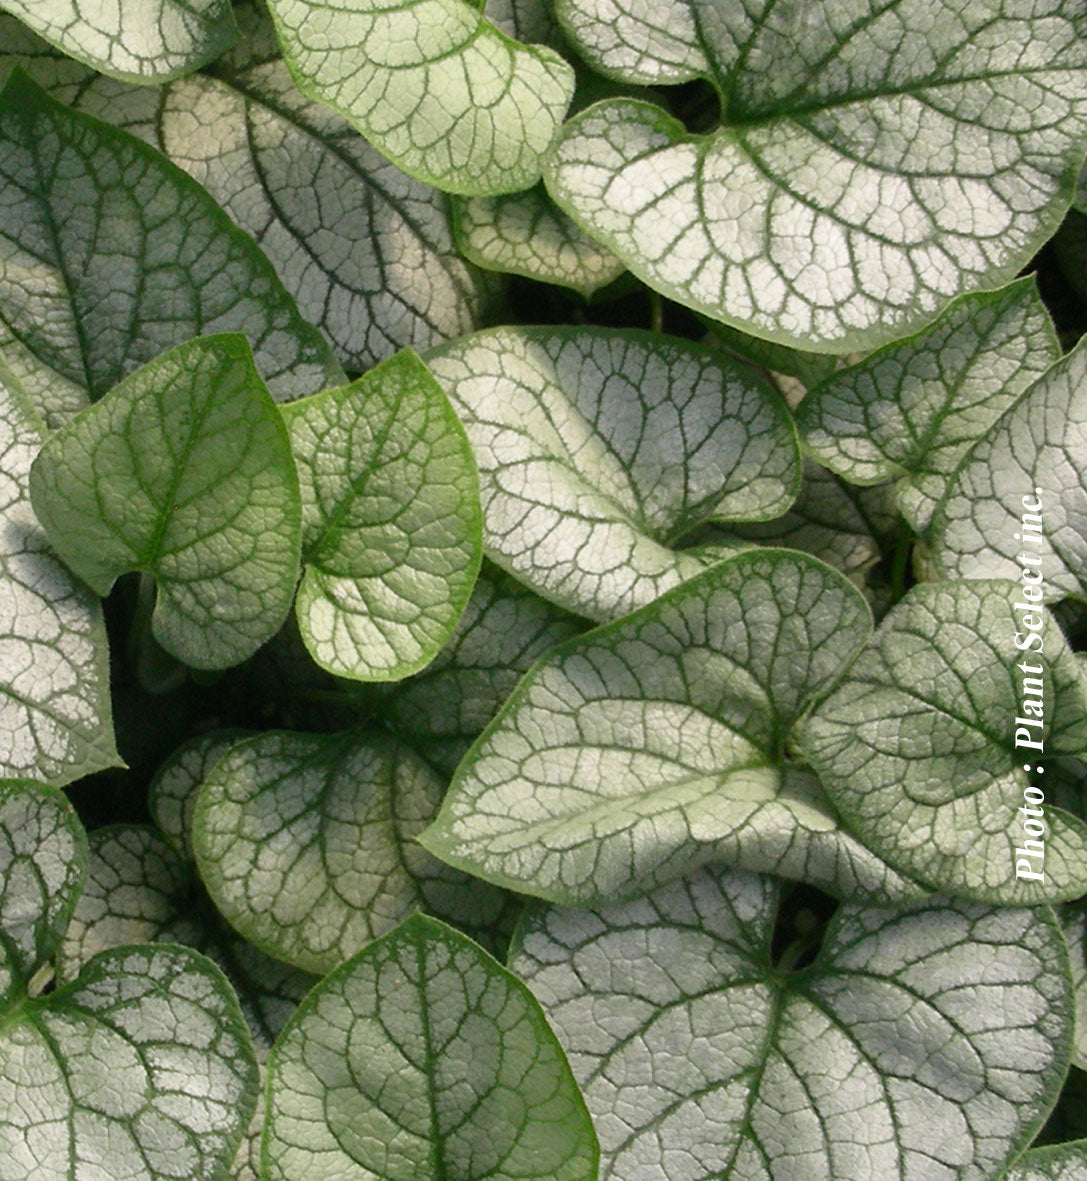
[0,0,1086,1178]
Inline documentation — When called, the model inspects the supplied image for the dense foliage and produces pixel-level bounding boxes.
[0,0,1086,1177]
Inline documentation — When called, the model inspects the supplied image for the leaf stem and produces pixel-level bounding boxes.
[649,291,664,334]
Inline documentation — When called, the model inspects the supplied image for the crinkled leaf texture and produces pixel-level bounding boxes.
[452,185,625,296]
[0,360,118,785]
[0,780,258,1181]
[0,943,259,1181]
[29,334,302,670]
[41,3,493,373]
[193,729,516,973]
[422,548,926,906]
[426,326,799,622]
[263,913,598,1180]
[265,0,575,194]
[0,778,86,977]
[1063,902,1087,1071]
[930,336,1087,600]
[52,819,316,1181]
[0,70,342,425]
[376,560,585,775]
[797,580,1087,903]
[545,0,1087,351]
[797,279,1060,532]
[511,867,1073,1181]
[0,0,239,84]
[1005,1141,1087,1180]
[283,349,482,681]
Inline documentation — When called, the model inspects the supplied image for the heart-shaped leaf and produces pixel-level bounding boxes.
[929,338,1087,600]
[0,0,239,84]
[193,729,516,973]
[511,867,1073,1180]
[0,780,259,1181]
[29,334,302,670]
[51,2,494,374]
[797,279,1060,531]
[797,580,1087,902]
[0,71,342,425]
[452,185,625,296]
[545,0,1087,351]
[283,349,482,681]
[426,326,799,621]
[423,549,925,905]
[52,819,317,1181]
[263,913,598,1181]
[0,360,118,785]
[264,0,575,195]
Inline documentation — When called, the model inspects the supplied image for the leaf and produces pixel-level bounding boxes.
[686,460,886,586]
[1038,1066,1087,1147]
[422,549,926,906]
[1004,1142,1087,1181]
[0,0,239,84]
[193,729,516,973]
[0,943,259,1181]
[0,779,86,978]
[29,334,302,670]
[263,913,598,1181]
[796,279,1061,531]
[1063,902,1087,1071]
[511,868,1073,1181]
[148,729,255,858]
[376,560,585,774]
[264,0,575,195]
[282,349,482,681]
[0,359,119,785]
[796,580,1087,903]
[0,71,342,425]
[52,820,316,1181]
[425,326,799,621]
[929,338,1087,600]
[452,185,625,296]
[0,782,259,1181]
[544,1,1087,351]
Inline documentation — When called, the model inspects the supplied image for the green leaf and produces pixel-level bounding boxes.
[511,868,1072,1181]
[929,338,1087,600]
[0,0,239,84]
[1038,1065,1087,1147]
[1063,902,1087,1071]
[422,549,926,905]
[263,0,575,195]
[376,560,585,774]
[426,326,799,622]
[263,913,598,1181]
[0,359,119,785]
[796,279,1061,531]
[0,943,259,1181]
[0,71,342,425]
[544,2,1087,351]
[0,779,86,979]
[1004,1142,1087,1181]
[282,350,482,681]
[52,820,316,1181]
[193,729,515,973]
[452,185,625,296]
[148,729,255,858]
[29,334,302,670]
[687,460,886,586]
[796,580,1087,903]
